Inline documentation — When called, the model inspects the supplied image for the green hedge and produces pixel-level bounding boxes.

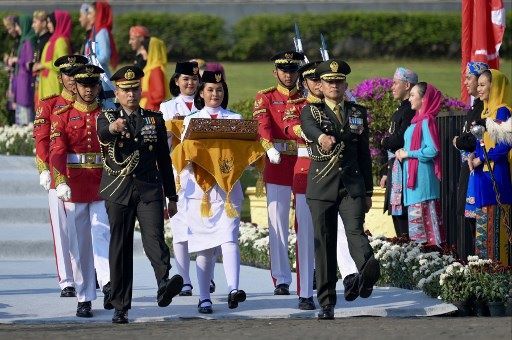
[1,11,510,62]
[112,12,228,63]
[230,12,512,61]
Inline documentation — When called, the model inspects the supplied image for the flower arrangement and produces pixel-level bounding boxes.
[0,123,35,156]
[466,256,511,303]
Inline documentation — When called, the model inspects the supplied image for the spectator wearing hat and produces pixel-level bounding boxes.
[97,66,183,324]
[33,54,88,299]
[379,67,418,238]
[253,51,304,296]
[140,37,170,111]
[301,59,380,320]
[49,64,112,319]
[181,70,246,314]
[159,60,204,297]
[128,25,150,70]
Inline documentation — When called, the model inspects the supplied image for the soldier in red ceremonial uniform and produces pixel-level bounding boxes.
[33,54,88,298]
[50,65,111,318]
[253,51,304,295]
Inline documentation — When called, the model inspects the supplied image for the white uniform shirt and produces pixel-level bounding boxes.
[160,94,196,121]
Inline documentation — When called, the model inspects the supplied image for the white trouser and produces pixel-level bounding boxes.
[65,201,110,302]
[196,242,239,302]
[266,183,292,286]
[337,215,358,278]
[295,194,314,298]
[48,189,74,290]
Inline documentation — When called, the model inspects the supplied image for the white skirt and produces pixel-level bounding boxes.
[185,198,241,252]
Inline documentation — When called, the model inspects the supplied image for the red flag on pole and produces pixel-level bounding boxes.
[461,0,506,103]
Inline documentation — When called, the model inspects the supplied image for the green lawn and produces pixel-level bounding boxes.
[194,59,511,103]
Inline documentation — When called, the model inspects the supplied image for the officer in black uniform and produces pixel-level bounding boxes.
[300,60,380,320]
[96,66,183,324]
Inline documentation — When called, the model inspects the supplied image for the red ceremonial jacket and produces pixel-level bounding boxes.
[49,101,103,203]
[253,83,303,186]
[33,90,75,189]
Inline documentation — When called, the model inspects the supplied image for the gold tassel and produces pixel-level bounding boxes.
[255,171,265,197]
[175,175,181,192]
[224,194,239,218]
[200,192,212,217]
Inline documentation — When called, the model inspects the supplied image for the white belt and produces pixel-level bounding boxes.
[67,153,102,165]
[297,147,309,158]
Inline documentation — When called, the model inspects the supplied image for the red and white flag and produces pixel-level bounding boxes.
[461,0,506,102]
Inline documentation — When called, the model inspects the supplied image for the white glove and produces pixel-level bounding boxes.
[56,183,72,201]
[39,170,51,191]
[266,147,281,165]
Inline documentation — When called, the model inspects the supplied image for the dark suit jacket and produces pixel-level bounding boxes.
[96,107,177,206]
[300,101,373,202]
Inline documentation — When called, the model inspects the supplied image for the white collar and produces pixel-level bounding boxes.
[179,94,195,102]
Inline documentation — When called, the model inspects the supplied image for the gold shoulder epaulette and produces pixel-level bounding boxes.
[287,97,306,104]
[40,94,59,101]
[53,104,72,115]
[258,86,276,94]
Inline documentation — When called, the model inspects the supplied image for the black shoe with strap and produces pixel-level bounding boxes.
[76,301,93,318]
[157,275,184,307]
[273,284,290,295]
[317,304,335,320]
[298,296,316,310]
[60,286,76,298]
[198,299,213,314]
[228,289,246,309]
[102,282,114,310]
[359,256,380,298]
[112,309,129,324]
[179,283,193,296]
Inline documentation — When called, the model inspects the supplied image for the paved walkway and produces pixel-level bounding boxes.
[0,156,456,324]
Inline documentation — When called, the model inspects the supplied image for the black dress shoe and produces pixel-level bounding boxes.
[179,283,193,296]
[273,284,290,295]
[228,289,246,309]
[298,297,316,310]
[359,256,381,298]
[197,299,213,314]
[76,301,93,318]
[343,273,360,302]
[60,286,76,298]
[102,282,114,310]
[157,275,184,307]
[112,309,129,324]
[317,305,334,320]
[210,280,216,293]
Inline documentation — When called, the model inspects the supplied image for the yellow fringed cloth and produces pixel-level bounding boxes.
[171,139,265,218]
[165,119,185,149]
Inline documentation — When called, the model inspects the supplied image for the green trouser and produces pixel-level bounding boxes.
[307,193,373,307]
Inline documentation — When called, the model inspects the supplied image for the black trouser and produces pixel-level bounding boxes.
[392,214,409,238]
[307,192,373,307]
[105,187,170,310]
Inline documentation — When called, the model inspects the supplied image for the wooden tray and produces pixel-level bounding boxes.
[183,118,258,140]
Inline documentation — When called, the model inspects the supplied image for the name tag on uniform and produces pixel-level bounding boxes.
[69,116,82,121]
[272,101,285,105]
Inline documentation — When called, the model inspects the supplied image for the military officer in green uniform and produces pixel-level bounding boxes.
[300,59,380,320]
[96,66,183,324]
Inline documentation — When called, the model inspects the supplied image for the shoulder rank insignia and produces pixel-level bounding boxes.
[287,97,306,104]
[258,86,276,94]
[40,93,59,101]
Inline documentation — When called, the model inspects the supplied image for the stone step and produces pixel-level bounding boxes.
[0,223,144,258]
[0,170,42,195]
[0,195,49,224]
